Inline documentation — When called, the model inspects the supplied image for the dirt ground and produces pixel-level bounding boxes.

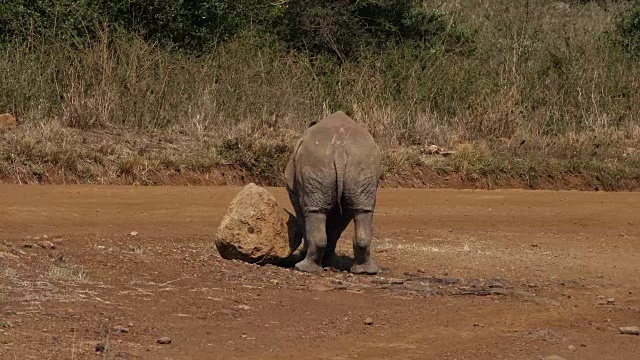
[0,185,639,359]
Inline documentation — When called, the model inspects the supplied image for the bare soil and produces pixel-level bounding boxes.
[1,185,639,359]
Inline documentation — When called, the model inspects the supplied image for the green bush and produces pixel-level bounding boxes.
[100,0,276,50]
[616,2,640,56]
[276,0,474,61]
[0,0,275,50]
[1,0,471,56]
[0,0,102,43]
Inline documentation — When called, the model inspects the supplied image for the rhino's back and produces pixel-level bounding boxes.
[298,111,378,158]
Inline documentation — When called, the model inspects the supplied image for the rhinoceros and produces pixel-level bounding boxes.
[285,111,381,274]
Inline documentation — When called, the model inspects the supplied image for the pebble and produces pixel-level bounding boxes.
[23,243,34,248]
[114,326,130,333]
[37,241,56,249]
[364,317,374,325]
[130,231,139,236]
[607,298,616,304]
[544,356,566,360]
[95,343,106,352]
[619,326,640,335]
[157,336,172,344]
[10,248,26,256]
[568,345,576,351]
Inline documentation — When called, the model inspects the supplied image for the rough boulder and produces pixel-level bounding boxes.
[215,183,292,264]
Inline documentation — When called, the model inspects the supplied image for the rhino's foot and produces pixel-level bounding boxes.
[294,259,324,273]
[351,260,379,275]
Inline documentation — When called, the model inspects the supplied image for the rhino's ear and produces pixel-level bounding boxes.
[284,208,295,218]
[285,138,303,190]
[284,209,303,252]
[285,157,295,190]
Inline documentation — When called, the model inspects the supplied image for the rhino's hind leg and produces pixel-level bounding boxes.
[350,211,379,275]
[322,213,352,270]
[294,212,327,273]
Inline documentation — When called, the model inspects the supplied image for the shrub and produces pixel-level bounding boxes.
[0,0,275,50]
[615,2,640,56]
[275,0,474,61]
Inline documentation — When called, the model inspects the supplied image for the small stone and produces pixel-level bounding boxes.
[129,231,139,236]
[128,322,134,327]
[10,248,26,256]
[619,326,640,335]
[568,345,576,351]
[157,336,172,344]
[114,326,129,333]
[607,298,616,304]
[95,343,106,352]
[364,317,374,325]
[37,241,55,249]
[23,243,34,248]
[544,356,566,360]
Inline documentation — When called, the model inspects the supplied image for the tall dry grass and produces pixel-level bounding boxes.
[1,1,639,188]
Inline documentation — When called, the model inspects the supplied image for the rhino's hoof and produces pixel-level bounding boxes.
[294,259,324,273]
[351,261,379,275]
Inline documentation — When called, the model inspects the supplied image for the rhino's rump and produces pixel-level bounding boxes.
[293,134,378,214]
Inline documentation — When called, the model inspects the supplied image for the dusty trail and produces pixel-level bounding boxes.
[1,185,639,359]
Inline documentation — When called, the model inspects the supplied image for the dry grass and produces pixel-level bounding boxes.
[1,1,640,189]
[48,265,89,282]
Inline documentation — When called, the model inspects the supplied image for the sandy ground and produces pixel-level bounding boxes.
[0,185,639,359]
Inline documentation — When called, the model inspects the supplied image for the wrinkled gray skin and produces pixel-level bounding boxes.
[285,111,381,274]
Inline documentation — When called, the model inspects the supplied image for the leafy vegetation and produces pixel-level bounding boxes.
[276,0,474,61]
[1,1,640,189]
[0,0,465,55]
[616,1,640,55]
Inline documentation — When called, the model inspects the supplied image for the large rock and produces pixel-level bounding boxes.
[215,183,292,264]
[0,113,17,131]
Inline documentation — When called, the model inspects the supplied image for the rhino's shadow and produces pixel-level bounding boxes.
[280,211,356,272]
[278,251,355,272]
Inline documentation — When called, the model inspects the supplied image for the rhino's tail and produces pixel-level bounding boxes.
[334,153,346,215]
